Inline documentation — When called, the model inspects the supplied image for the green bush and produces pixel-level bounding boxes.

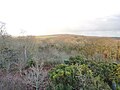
[48,56,115,90]
[48,63,111,90]
[27,59,36,67]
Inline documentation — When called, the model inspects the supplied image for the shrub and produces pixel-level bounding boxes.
[48,56,115,90]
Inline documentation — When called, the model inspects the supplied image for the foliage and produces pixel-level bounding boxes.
[27,59,36,67]
[1,33,120,90]
[47,55,120,90]
[48,61,111,90]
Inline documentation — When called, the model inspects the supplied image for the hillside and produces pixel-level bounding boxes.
[0,34,120,90]
[2,34,120,61]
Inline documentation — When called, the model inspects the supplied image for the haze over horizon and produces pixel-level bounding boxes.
[0,0,120,37]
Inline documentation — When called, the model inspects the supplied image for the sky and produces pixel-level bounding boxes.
[0,0,120,37]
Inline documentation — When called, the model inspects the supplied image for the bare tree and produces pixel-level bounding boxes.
[23,60,47,90]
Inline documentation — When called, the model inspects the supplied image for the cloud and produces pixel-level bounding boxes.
[68,15,120,37]
[0,0,120,36]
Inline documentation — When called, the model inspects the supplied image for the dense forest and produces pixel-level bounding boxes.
[0,28,120,90]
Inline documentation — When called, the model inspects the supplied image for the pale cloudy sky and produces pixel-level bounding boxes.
[0,0,120,36]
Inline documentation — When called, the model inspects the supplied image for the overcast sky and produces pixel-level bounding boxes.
[0,0,120,36]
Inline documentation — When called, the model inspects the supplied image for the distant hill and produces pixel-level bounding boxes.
[33,34,119,40]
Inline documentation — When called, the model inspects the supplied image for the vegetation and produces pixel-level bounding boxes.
[1,24,120,89]
[48,56,120,90]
